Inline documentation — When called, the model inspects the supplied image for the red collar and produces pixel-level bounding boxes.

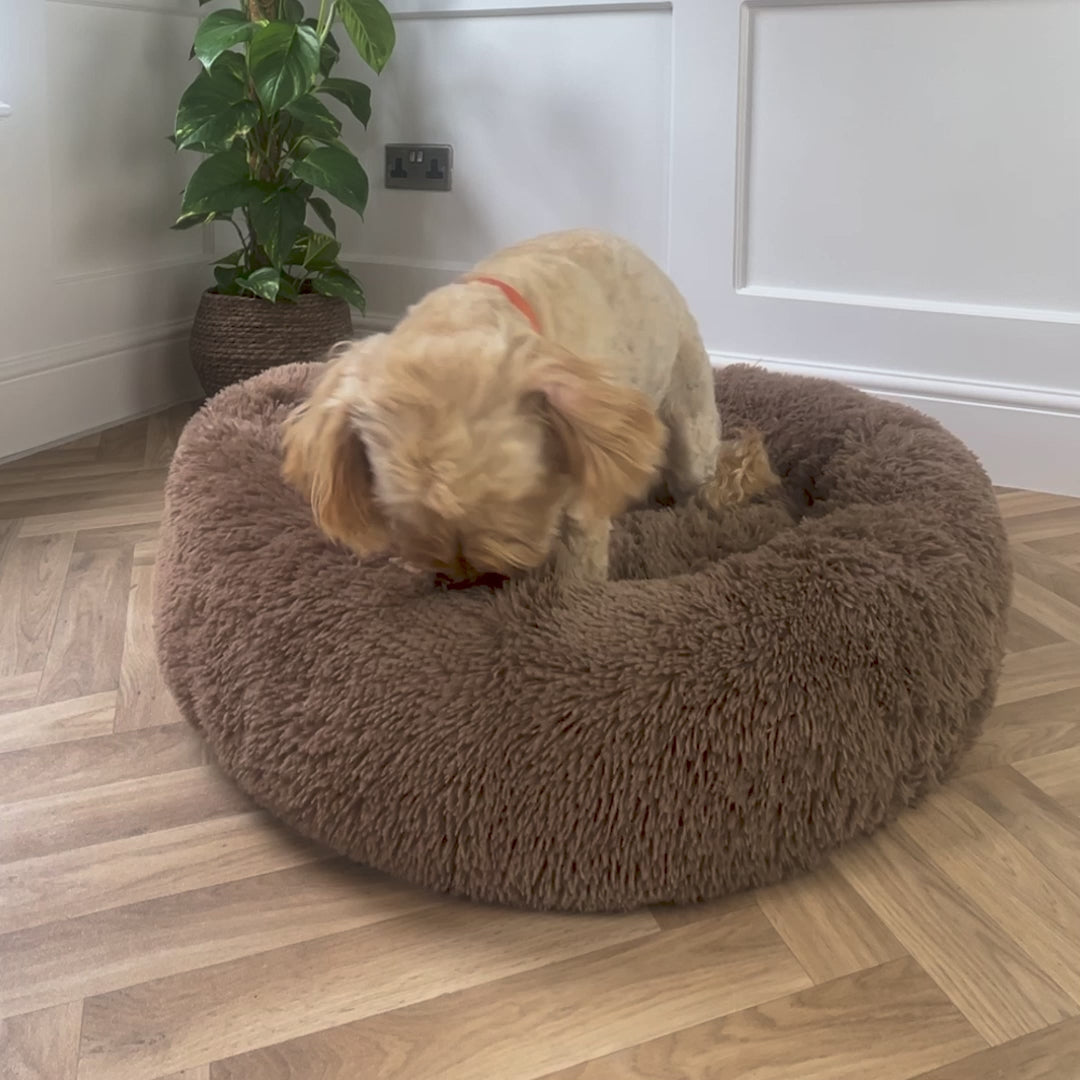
[465,275,541,334]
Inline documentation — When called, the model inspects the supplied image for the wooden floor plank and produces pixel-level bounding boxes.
[115,563,183,730]
[0,764,251,863]
[995,642,1080,706]
[1004,607,1064,654]
[1,409,1080,1080]
[7,442,100,469]
[955,768,1080,898]
[210,903,809,1080]
[832,829,1076,1044]
[77,905,661,1080]
[895,789,1080,1007]
[0,460,156,488]
[36,545,134,705]
[1012,544,1080,609]
[648,891,758,930]
[755,862,907,984]
[538,958,986,1080]
[16,496,164,538]
[0,690,116,753]
[0,860,433,1020]
[1027,532,1080,571]
[1014,745,1080,816]
[0,671,42,713]
[0,466,168,508]
[1011,575,1080,646]
[0,481,167,523]
[957,687,1080,775]
[909,1015,1080,1079]
[73,522,163,553]
[0,533,76,678]
[0,517,17,567]
[0,811,325,935]
[96,417,150,466]
[1006,506,1080,543]
[0,721,207,806]
[145,403,195,469]
[0,1000,83,1080]
[64,431,103,451]
[997,492,1080,519]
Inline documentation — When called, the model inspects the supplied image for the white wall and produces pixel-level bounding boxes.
[336,0,674,322]
[4,0,1079,495]
[352,0,1080,495]
[671,0,1080,496]
[0,0,206,460]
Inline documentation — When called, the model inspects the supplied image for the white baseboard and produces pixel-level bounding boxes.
[0,321,202,463]
[710,352,1080,498]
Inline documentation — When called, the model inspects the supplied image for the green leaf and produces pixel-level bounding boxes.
[247,21,321,114]
[181,148,255,215]
[320,27,341,76]
[280,0,306,22]
[213,49,249,83]
[336,0,395,74]
[284,93,342,142]
[248,185,307,267]
[194,10,258,71]
[236,267,282,302]
[299,231,341,269]
[316,77,371,127]
[312,268,366,311]
[214,247,246,267]
[308,195,337,236]
[171,209,215,231]
[276,272,301,301]
[292,145,369,218]
[292,134,351,159]
[175,60,259,152]
[214,264,244,294]
[301,19,340,77]
[193,100,260,153]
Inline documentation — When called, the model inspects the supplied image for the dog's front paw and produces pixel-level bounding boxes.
[702,428,781,508]
[550,534,610,583]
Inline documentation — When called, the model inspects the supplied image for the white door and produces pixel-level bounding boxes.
[0,0,202,460]
[668,0,1080,495]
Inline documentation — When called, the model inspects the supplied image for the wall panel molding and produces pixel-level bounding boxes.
[711,350,1080,496]
[734,284,1080,327]
[0,326,200,463]
[733,0,1080,327]
[46,0,198,18]
[0,318,195,383]
[710,351,1080,418]
[387,0,670,17]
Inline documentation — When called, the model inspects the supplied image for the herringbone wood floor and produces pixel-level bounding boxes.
[2,405,1080,1080]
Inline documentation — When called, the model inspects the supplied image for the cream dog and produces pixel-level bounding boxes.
[282,229,773,582]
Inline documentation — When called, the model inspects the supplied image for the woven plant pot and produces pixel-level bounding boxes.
[190,290,353,397]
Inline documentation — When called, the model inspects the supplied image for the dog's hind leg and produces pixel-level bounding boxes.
[659,325,723,501]
[660,325,779,508]
[555,515,611,581]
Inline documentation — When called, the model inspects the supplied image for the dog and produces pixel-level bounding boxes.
[282,229,778,582]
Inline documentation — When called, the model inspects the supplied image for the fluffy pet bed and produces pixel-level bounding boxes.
[155,363,1011,912]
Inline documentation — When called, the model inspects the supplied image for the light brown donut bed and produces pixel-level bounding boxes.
[154,362,1011,912]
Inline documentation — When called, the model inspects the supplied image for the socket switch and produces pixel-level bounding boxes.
[385,144,453,192]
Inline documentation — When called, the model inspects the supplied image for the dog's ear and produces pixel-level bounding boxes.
[526,345,667,518]
[281,392,388,557]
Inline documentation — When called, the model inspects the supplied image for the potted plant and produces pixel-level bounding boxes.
[172,0,395,396]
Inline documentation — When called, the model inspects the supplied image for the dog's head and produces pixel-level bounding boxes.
[281,328,666,581]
